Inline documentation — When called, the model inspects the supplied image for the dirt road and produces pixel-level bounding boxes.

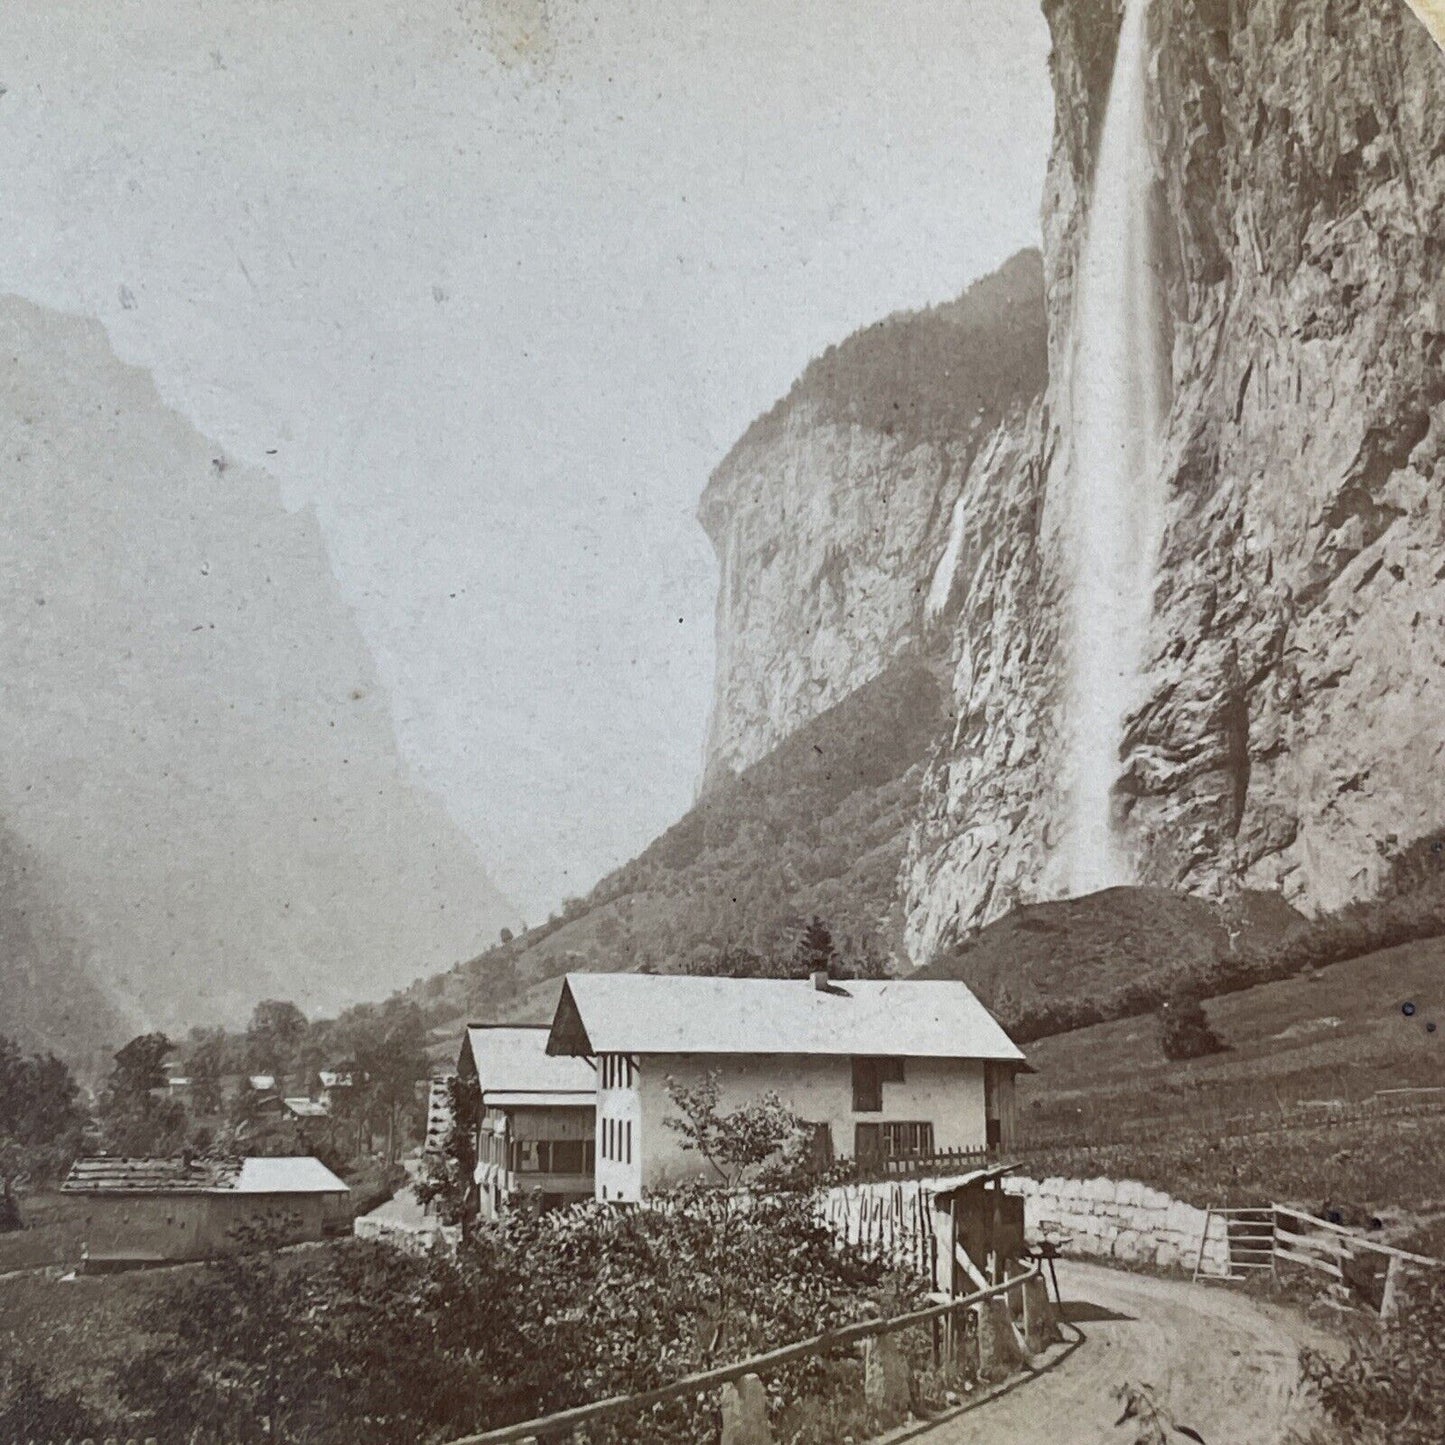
[907,1261,1333,1445]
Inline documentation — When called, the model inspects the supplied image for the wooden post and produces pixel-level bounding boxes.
[1381,1254,1405,1323]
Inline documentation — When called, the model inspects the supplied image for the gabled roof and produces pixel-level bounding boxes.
[459,1024,596,1100]
[62,1155,348,1196]
[547,974,1025,1062]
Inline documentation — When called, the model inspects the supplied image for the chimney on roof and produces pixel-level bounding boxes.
[810,969,829,991]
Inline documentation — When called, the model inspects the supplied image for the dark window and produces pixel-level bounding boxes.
[851,1057,906,1111]
[625,1120,632,1165]
[552,1140,586,1174]
[852,1058,882,1112]
[986,1117,1002,1148]
[880,1121,934,1158]
[854,1122,882,1162]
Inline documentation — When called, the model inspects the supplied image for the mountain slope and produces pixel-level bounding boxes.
[409,656,949,1032]
[0,820,130,1074]
[915,884,1304,1034]
[0,297,516,1039]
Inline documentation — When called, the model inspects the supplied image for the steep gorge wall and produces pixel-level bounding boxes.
[699,252,1047,786]
[703,0,1445,964]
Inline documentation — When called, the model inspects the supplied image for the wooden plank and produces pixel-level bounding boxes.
[1274,1207,1445,1268]
[1274,1228,1351,1260]
[1275,1245,1344,1280]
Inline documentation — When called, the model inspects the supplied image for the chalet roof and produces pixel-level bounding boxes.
[62,1155,348,1196]
[547,974,1025,1063]
[460,1024,596,1099]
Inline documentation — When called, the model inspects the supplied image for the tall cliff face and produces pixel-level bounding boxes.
[703,0,1445,965]
[699,252,1048,785]
[912,0,1445,951]
[1,297,518,1043]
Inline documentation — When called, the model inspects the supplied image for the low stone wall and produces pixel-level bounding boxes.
[1003,1175,1232,1277]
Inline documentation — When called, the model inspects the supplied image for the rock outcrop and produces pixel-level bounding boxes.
[701,0,1445,963]
[699,252,1047,786]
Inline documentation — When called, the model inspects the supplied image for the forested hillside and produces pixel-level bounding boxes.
[407,657,948,1030]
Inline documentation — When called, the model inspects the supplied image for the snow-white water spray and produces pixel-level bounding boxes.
[1061,0,1168,895]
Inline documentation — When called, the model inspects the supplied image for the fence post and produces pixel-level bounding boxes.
[1380,1255,1405,1323]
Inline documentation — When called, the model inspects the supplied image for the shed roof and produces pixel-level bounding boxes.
[547,974,1025,1062]
[234,1157,349,1194]
[62,1157,240,1194]
[62,1155,348,1196]
[283,1097,330,1118]
[460,1024,596,1098]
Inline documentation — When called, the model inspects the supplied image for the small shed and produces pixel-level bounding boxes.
[928,1164,1025,1296]
[62,1155,350,1272]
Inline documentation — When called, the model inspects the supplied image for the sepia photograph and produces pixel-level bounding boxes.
[2,0,1444,1441]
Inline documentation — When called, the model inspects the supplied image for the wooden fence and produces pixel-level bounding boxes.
[444,1262,1042,1445]
[1197,1203,1445,1312]
[820,1180,939,1282]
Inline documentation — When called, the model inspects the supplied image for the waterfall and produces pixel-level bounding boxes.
[1060,0,1167,896]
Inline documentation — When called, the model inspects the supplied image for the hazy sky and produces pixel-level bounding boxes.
[0,0,1052,920]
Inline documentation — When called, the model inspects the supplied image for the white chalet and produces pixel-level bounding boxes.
[545,972,1027,1203]
[458,1024,596,1218]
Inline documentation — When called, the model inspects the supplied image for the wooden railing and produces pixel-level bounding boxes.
[1197,1203,1445,1308]
[879,1146,1000,1179]
[444,1262,1041,1445]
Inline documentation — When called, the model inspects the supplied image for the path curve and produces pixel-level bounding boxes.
[907,1260,1334,1445]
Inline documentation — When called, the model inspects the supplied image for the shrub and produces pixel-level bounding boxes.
[1302,1271,1445,1444]
[1158,995,1226,1061]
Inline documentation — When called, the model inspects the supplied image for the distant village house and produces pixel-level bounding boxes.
[545,972,1026,1203]
[61,1155,350,1271]
[457,1025,596,1219]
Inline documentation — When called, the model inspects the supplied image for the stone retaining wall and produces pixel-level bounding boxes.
[1004,1175,1232,1277]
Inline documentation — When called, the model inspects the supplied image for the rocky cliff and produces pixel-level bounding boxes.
[703,0,1445,962]
[698,251,1048,785]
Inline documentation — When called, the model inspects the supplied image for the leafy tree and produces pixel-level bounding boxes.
[246,999,310,1080]
[663,1073,803,1189]
[183,1025,236,1116]
[98,1032,188,1157]
[334,1002,428,1162]
[1157,994,1226,1062]
[120,1240,489,1445]
[0,1034,89,1227]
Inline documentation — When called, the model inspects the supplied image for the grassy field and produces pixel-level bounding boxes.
[1014,936,1445,1213]
[0,1260,196,1415]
